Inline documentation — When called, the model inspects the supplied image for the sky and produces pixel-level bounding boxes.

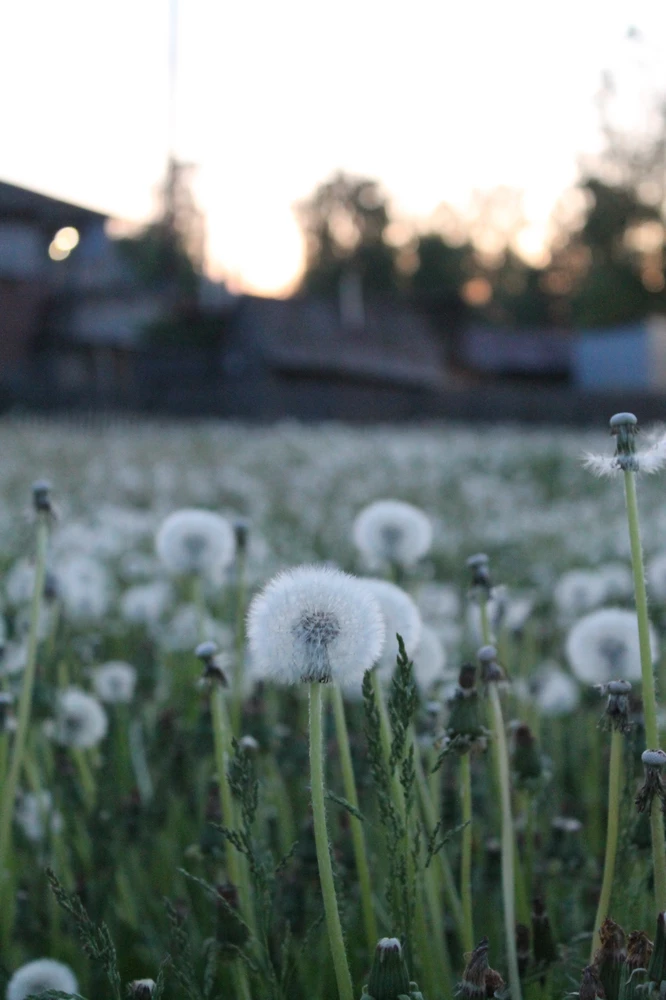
[2,0,666,295]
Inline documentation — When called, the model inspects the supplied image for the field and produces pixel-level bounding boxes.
[2,416,666,1000]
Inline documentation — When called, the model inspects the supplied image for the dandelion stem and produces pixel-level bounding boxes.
[211,689,252,909]
[460,751,475,953]
[488,683,522,1000]
[623,467,666,912]
[231,544,247,737]
[330,683,378,953]
[0,511,49,891]
[591,728,623,959]
[308,682,354,1000]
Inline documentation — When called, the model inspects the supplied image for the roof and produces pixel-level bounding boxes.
[232,295,448,388]
[0,180,108,228]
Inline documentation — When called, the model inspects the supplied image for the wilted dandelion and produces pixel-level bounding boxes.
[6,958,78,1000]
[50,687,109,748]
[583,415,666,476]
[352,498,433,569]
[155,508,235,583]
[565,607,657,684]
[92,660,137,704]
[247,565,385,686]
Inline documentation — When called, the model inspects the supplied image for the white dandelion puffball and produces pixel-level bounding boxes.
[565,607,658,684]
[120,581,173,626]
[156,509,235,581]
[361,577,422,677]
[15,791,63,843]
[92,661,137,704]
[247,565,385,686]
[353,499,433,568]
[157,604,233,653]
[533,665,581,716]
[411,624,447,693]
[56,553,111,623]
[4,558,36,607]
[51,687,109,749]
[553,569,608,619]
[6,958,78,1000]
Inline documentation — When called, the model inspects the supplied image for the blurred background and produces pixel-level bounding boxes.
[2,0,666,422]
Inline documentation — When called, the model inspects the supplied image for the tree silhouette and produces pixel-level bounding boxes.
[295,171,398,296]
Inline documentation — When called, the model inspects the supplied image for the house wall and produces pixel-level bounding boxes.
[572,324,648,389]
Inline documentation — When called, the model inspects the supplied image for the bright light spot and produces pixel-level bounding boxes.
[208,206,305,296]
[515,225,551,267]
[461,276,493,306]
[48,241,70,261]
[642,267,665,293]
[53,226,80,252]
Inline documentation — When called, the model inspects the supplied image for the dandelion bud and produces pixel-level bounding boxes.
[579,965,607,1000]
[598,680,632,733]
[363,938,411,1000]
[457,937,505,999]
[195,641,229,687]
[610,413,639,468]
[127,980,156,999]
[516,923,531,977]
[512,723,542,785]
[593,918,626,1000]
[445,664,486,753]
[32,479,53,514]
[635,749,666,815]
[648,911,666,984]
[619,932,653,1000]
[233,517,250,553]
[531,897,558,968]
[467,553,491,592]
[477,645,504,684]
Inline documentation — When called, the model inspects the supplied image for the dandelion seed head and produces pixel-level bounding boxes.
[565,607,657,684]
[92,661,137,704]
[6,958,78,1000]
[120,580,172,626]
[411,624,447,693]
[361,577,422,677]
[56,553,112,623]
[15,791,63,843]
[156,508,235,581]
[352,499,433,569]
[247,565,385,686]
[51,687,109,748]
[553,569,608,618]
[532,664,580,716]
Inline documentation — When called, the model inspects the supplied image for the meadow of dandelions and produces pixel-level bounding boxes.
[5,416,666,999]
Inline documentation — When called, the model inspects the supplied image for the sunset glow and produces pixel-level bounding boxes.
[2,0,666,294]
